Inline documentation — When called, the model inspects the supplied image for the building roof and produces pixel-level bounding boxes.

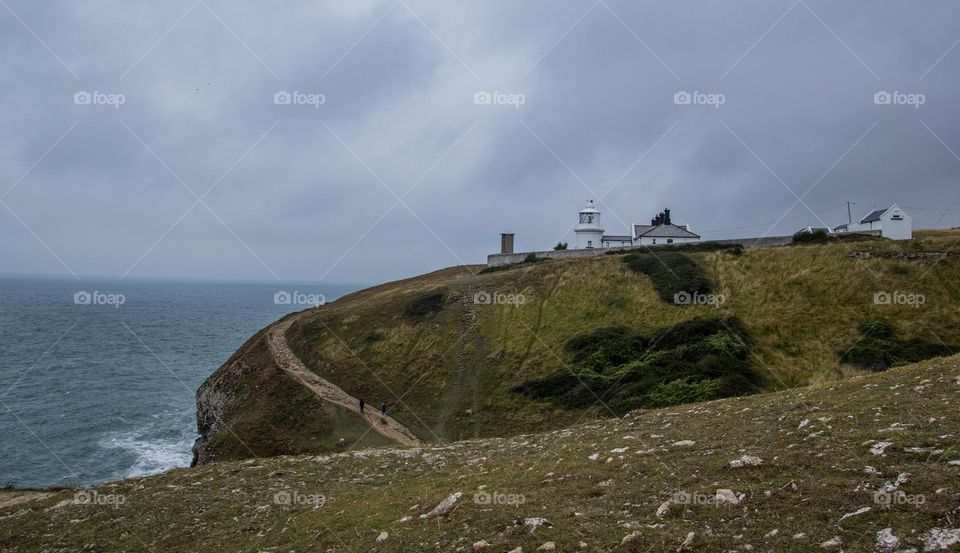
[833,223,849,231]
[860,206,892,224]
[580,200,601,214]
[601,235,632,241]
[633,223,700,239]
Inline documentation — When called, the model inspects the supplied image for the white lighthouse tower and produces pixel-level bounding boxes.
[575,200,604,249]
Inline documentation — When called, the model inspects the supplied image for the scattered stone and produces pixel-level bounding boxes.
[715,489,741,506]
[523,517,552,534]
[677,532,695,551]
[671,440,695,448]
[472,540,491,549]
[948,460,960,466]
[923,528,960,551]
[793,533,807,540]
[864,465,883,476]
[376,531,388,542]
[588,453,600,461]
[871,441,894,455]
[876,528,900,551]
[729,455,764,468]
[656,500,671,518]
[507,548,522,553]
[820,536,843,549]
[537,542,556,551]
[839,506,871,521]
[764,529,779,539]
[419,492,462,519]
[396,515,412,523]
[798,419,811,430]
[620,531,642,546]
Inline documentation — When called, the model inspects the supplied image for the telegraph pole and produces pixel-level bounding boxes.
[847,201,852,224]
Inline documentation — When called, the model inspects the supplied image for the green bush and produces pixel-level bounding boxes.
[403,292,446,319]
[621,252,712,303]
[840,319,955,371]
[645,377,725,408]
[513,317,759,412]
[605,242,743,256]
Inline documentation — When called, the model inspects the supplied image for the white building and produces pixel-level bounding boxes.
[574,200,605,249]
[833,204,912,240]
[632,208,700,245]
[574,203,700,249]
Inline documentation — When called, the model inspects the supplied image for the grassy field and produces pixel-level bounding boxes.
[3,353,959,552]
[276,230,960,449]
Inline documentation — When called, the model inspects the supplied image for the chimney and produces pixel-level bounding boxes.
[664,208,671,225]
[500,233,515,255]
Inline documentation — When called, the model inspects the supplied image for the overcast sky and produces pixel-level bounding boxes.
[1,0,958,284]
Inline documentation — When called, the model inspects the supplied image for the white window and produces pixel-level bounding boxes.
[587,240,593,248]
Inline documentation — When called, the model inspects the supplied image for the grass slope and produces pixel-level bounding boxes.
[3,354,959,552]
[282,230,960,448]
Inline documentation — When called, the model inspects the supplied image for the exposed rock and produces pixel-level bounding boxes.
[764,529,779,539]
[839,506,870,521]
[522,517,552,534]
[820,536,843,549]
[876,528,900,551]
[729,455,764,468]
[472,540,491,549]
[537,542,556,551]
[923,528,960,551]
[419,492,462,519]
[656,500,671,518]
[376,531,388,542]
[871,441,894,455]
[671,440,695,448]
[677,532,695,551]
[620,531,642,546]
[715,489,741,506]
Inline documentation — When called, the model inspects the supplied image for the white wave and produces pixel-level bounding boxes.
[100,428,195,478]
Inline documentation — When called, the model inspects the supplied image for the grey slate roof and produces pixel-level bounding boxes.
[860,207,891,224]
[633,223,700,239]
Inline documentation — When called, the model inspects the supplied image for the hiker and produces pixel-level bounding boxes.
[380,402,387,417]
[359,399,364,414]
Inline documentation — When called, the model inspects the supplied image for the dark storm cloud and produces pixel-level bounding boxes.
[1,0,958,283]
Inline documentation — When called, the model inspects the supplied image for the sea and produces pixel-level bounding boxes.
[0,275,361,489]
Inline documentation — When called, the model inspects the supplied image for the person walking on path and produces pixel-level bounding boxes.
[359,399,364,414]
[380,402,387,417]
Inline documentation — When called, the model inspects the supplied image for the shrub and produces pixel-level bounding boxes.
[524,252,538,263]
[840,319,955,371]
[645,377,726,408]
[621,252,711,303]
[403,292,446,318]
[513,317,759,413]
[792,229,831,244]
[605,242,743,256]
[553,242,568,250]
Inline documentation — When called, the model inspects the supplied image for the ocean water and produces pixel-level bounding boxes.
[0,276,360,488]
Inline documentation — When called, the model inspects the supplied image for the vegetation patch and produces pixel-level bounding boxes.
[839,319,955,371]
[403,292,446,319]
[513,317,760,413]
[621,251,712,303]
[791,229,884,245]
[478,255,549,274]
[605,242,744,256]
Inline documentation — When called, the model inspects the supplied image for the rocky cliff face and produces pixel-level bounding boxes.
[191,328,271,466]
[191,314,394,466]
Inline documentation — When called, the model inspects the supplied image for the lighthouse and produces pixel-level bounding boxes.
[574,200,604,249]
